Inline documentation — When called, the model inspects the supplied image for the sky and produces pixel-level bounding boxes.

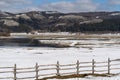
[0,0,120,13]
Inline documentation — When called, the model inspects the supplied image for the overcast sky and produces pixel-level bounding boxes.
[0,0,120,13]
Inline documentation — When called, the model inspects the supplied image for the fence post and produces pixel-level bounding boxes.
[92,59,95,74]
[56,61,60,76]
[76,60,79,75]
[35,63,39,80]
[14,64,17,80]
[108,58,110,74]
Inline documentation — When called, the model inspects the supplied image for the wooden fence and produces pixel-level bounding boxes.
[0,58,120,80]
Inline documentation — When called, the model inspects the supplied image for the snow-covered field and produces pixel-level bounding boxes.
[0,46,118,66]
[0,34,120,80]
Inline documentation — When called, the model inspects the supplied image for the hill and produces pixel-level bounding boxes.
[0,11,120,33]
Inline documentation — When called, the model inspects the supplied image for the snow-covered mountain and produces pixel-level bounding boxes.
[0,11,120,33]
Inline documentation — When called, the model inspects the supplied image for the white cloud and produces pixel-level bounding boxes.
[0,0,100,13]
[109,0,120,5]
[0,0,118,13]
[39,0,99,13]
[0,0,32,4]
[0,0,33,12]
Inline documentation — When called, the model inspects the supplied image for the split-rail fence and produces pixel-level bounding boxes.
[0,58,120,80]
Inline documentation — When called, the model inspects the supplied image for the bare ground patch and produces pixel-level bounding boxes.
[39,73,116,80]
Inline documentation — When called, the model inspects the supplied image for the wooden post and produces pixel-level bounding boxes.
[76,60,79,75]
[14,64,17,80]
[108,58,110,74]
[92,59,95,74]
[35,63,39,80]
[56,61,60,76]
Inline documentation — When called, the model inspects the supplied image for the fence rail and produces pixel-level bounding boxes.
[0,58,120,80]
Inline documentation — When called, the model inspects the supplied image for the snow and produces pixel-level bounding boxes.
[0,36,120,79]
[0,45,120,67]
[110,13,120,16]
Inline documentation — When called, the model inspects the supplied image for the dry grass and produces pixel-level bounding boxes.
[27,34,120,40]
[39,42,71,48]
[75,42,96,46]
[27,48,33,50]
[39,73,116,80]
